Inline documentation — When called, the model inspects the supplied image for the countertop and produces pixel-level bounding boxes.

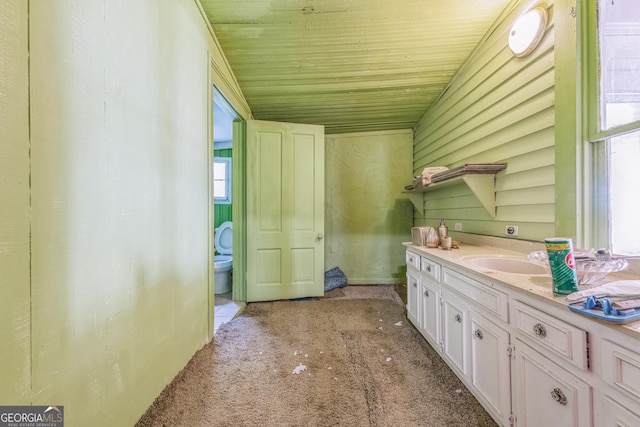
[403,240,640,337]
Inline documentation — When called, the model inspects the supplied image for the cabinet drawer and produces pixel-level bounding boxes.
[602,340,640,402]
[406,250,420,270]
[512,301,588,370]
[443,268,508,322]
[421,256,441,282]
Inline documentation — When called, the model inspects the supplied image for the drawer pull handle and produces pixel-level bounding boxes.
[533,323,547,338]
[413,282,417,288]
[426,265,431,272]
[424,290,429,297]
[455,314,462,323]
[551,388,567,405]
[474,329,483,340]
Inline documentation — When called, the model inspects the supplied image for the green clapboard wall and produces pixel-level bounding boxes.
[413,0,556,241]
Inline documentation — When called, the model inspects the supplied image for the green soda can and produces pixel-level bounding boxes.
[545,238,579,295]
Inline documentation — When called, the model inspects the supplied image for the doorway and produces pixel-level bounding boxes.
[212,87,242,333]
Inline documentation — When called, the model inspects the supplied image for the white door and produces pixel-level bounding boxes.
[246,120,325,302]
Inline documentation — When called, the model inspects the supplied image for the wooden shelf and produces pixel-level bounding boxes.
[402,174,498,218]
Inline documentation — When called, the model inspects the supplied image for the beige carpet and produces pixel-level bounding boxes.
[136,286,497,427]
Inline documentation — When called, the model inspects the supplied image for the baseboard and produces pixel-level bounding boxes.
[346,278,404,285]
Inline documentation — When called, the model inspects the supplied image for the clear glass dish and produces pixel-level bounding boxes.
[527,250,629,287]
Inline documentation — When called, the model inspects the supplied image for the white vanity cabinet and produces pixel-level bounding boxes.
[419,255,442,350]
[405,249,512,425]
[442,288,469,378]
[512,339,592,427]
[406,269,420,326]
[443,266,512,426]
[406,251,421,326]
[420,275,441,349]
[470,310,512,425]
[597,338,640,426]
[404,245,640,426]
[510,299,592,426]
[600,339,640,404]
[512,301,588,370]
[597,394,640,426]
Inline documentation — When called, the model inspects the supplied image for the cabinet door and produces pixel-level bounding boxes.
[442,289,468,377]
[420,277,441,349]
[406,270,420,327]
[598,394,640,427]
[601,339,640,402]
[513,339,592,427]
[470,311,511,426]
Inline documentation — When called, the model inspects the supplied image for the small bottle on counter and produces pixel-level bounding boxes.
[442,236,453,250]
[438,218,448,240]
[596,248,610,261]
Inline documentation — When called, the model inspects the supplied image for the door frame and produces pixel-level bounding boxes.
[231,120,247,303]
[207,66,215,339]
[207,87,247,339]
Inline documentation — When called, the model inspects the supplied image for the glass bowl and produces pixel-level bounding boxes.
[527,250,629,287]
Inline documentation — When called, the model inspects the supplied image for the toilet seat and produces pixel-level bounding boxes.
[214,255,232,269]
[215,221,233,255]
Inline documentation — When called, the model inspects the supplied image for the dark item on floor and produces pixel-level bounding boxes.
[324,267,347,292]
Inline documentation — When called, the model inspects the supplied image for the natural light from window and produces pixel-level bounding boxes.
[214,157,232,204]
[597,0,640,256]
[600,1,640,130]
[609,130,640,255]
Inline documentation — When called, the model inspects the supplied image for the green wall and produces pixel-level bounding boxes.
[325,130,414,284]
[1,1,250,425]
[413,0,558,241]
[0,0,31,405]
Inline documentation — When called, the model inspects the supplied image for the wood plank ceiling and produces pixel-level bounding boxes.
[201,0,513,134]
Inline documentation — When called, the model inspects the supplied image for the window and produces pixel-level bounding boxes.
[213,157,232,204]
[588,0,640,255]
[598,1,640,130]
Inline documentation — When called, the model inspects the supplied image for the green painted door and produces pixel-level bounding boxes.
[246,120,325,302]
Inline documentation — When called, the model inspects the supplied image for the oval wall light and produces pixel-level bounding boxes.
[508,6,548,57]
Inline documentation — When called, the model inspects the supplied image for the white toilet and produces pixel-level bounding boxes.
[214,221,233,294]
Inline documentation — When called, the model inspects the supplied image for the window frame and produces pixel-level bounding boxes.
[584,0,640,253]
[213,157,232,205]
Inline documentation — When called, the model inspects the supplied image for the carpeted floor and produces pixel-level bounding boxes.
[136,285,497,427]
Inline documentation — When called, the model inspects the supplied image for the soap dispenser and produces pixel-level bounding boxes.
[438,218,448,240]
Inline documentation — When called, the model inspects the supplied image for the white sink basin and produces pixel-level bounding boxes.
[464,256,548,275]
